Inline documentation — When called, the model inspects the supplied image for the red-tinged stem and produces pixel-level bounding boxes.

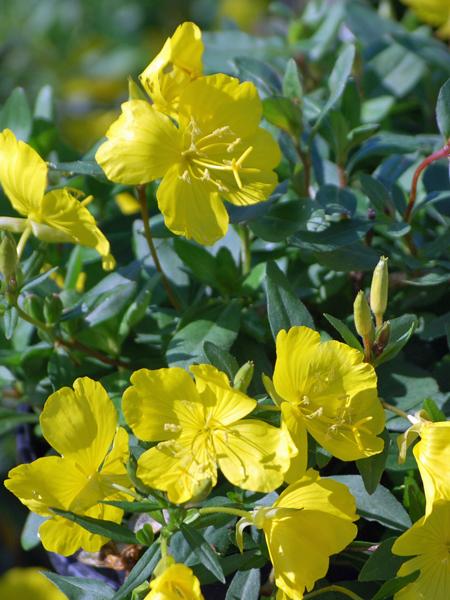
[405,142,450,223]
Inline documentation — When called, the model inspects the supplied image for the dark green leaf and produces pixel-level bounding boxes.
[282,59,303,102]
[323,313,363,351]
[250,199,311,242]
[265,261,314,339]
[49,160,107,181]
[359,537,405,582]
[436,78,450,139]
[263,97,301,136]
[203,341,239,381]
[371,570,419,600]
[0,87,32,140]
[111,543,160,600]
[0,407,38,436]
[101,500,163,513]
[374,314,417,367]
[422,398,446,422]
[52,509,138,544]
[356,429,391,494]
[180,523,225,583]
[291,219,371,252]
[43,572,115,600]
[233,57,282,97]
[225,569,260,600]
[135,524,154,546]
[21,512,47,551]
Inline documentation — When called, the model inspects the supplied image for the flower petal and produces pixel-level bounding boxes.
[122,367,202,441]
[0,129,47,217]
[215,420,293,492]
[157,164,229,245]
[280,403,308,483]
[39,377,118,473]
[95,100,181,185]
[414,421,450,511]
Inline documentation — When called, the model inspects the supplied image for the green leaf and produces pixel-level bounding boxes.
[359,537,405,582]
[359,174,396,215]
[21,512,47,551]
[3,307,18,340]
[233,57,282,97]
[111,543,160,600]
[34,85,54,121]
[265,261,314,339]
[282,59,303,102]
[436,78,450,139]
[225,569,260,600]
[371,570,419,600]
[323,313,363,351]
[48,349,76,391]
[331,475,411,530]
[167,302,240,369]
[422,398,446,422]
[101,500,164,513]
[250,199,311,242]
[203,341,239,381]
[356,429,391,495]
[118,280,156,340]
[43,573,115,600]
[290,219,371,252]
[373,314,417,367]
[312,44,355,134]
[263,97,301,136]
[135,523,155,546]
[52,509,138,544]
[180,523,226,583]
[0,87,32,140]
[0,407,38,436]
[48,160,107,181]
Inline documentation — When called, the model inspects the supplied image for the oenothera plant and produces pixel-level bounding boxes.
[1,3,450,599]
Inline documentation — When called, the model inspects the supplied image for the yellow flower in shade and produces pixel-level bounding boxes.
[144,561,204,600]
[251,469,358,599]
[401,0,450,38]
[122,364,295,504]
[269,326,385,481]
[392,500,450,599]
[4,377,132,556]
[115,191,141,215]
[95,73,281,246]
[0,129,114,269]
[0,567,66,600]
[412,421,450,512]
[139,21,203,116]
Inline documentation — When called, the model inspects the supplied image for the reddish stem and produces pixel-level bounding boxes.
[405,142,450,223]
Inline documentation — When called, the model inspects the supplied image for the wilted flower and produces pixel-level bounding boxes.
[122,364,295,504]
[96,73,280,245]
[269,326,385,481]
[4,378,132,555]
[0,129,114,269]
[251,469,358,599]
[139,21,203,116]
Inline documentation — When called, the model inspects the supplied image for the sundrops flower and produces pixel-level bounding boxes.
[144,559,204,600]
[392,500,450,599]
[0,568,66,600]
[269,326,385,481]
[4,377,132,556]
[249,469,358,599]
[122,364,295,504]
[96,73,281,246]
[401,0,450,38]
[139,21,203,116]
[0,129,114,269]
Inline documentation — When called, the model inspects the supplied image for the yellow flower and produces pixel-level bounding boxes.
[0,567,66,600]
[0,129,114,269]
[96,73,281,246]
[401,0,450,38]
[139,21,203,116]
[122,364,295,504]
[115,191,141,215]
[253,469,358,599]
[144,562,204,600]
[413,421,450,512]
[392,500,450,599]
[270,326,385,481]
[4,377,132,556]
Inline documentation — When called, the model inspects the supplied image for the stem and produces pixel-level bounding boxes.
[304,585,364,600]
[362,335,372,363]
[294,142,311,197]
[375,314,383,329]
[238,225,251,275]
[198,506,252,520]
[382,401,410,421]
[338,164,347,188]
[16,226,32,259]
[405,142,450,223]
[137,186,181,311]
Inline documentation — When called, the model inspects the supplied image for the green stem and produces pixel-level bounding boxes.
[198,506,252,520]
[238,225,251,275]
[137,185,181,311]
[304,584,364,600]
[16,226,32,259]
[382,401,410,421]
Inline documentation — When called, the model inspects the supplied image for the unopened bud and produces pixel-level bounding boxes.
[370,256,389,325]
[44,294,63,324]
[0,234,18,281]
[233,361,254,393]
[373,321,390,357]
[23,294,44,323]
[353,291,373,338]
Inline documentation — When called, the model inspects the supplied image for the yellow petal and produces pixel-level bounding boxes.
[190,364,256,425]
[281,403,308,483]
[0,129,47,217]
[215,420,293,492]
[40,377,118,474]
[157,163,229,245]
[4,456,88,515]
[0,568,67,600]
[115,191,141,215]
[136,437,217,504]
[39,189,112,264]
[145,562,205,600]
[122,367,202,441]
[95,100,181,185]
[39,514,107,555]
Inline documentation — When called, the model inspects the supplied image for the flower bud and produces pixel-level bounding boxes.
[233,361,254,393]
[0,234,18,281]
[353,291,373,338]
[44,294,63,325]
[370,256,389,324]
